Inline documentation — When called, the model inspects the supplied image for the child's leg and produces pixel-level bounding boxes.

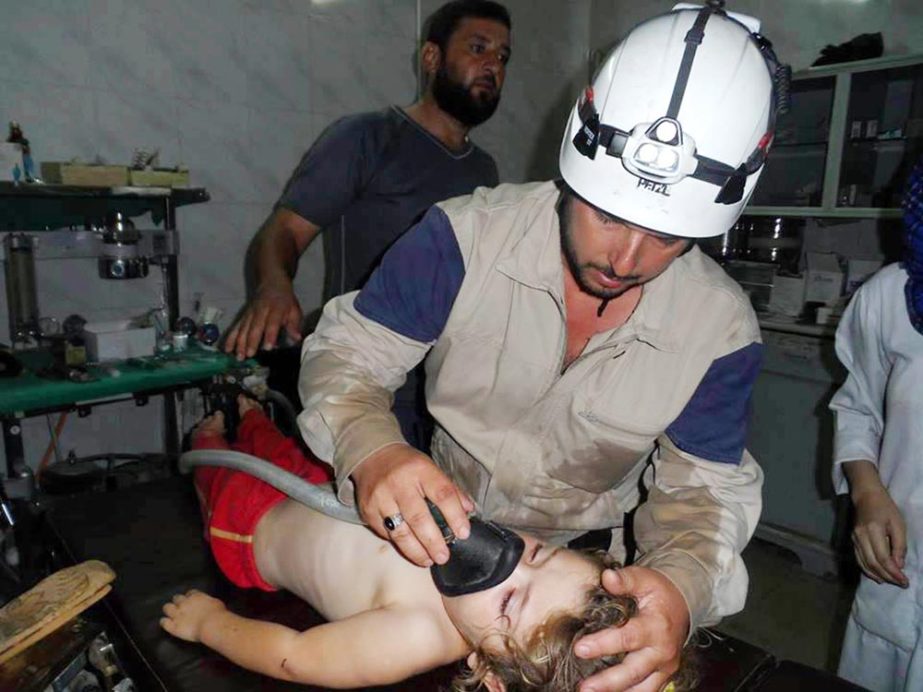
[193,397,330,592]
[189,412,231,531]
[233,396,334,484]
[190,411,231,451]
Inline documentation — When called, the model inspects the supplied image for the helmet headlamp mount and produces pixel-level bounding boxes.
[569,2,790,207]
[622,118,698,184]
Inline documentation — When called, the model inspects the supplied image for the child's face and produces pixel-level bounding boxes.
[440,533,599,653]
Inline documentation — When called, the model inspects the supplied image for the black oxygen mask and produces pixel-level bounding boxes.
[427,501,525,597]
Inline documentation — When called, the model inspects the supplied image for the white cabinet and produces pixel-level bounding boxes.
[747,327,848,576]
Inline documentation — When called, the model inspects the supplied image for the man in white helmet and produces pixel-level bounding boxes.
[297,3,788,690]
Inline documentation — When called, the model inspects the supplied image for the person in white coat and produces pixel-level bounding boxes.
[830,160,923,692]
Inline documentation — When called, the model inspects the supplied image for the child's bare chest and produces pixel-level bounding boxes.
[261,502,439,620]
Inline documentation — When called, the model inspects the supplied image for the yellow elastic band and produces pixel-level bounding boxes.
[209,527,253,543]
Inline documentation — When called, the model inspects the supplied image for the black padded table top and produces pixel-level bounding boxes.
[43,478,866,691]
[45,477,458,691]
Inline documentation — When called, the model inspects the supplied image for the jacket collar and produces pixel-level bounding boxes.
[629,257,682,352]
[496,181,685,353]
[495,181,564,297]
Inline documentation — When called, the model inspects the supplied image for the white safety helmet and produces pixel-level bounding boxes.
[559,1,790,238]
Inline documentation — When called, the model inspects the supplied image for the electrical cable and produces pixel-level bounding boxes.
[262,388,299,434]
[37,412,68,482]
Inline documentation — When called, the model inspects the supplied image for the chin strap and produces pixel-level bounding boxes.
[904,161,923,334]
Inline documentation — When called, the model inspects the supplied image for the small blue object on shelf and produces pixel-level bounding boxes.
[6,120,37,182]
[197,323,220,346]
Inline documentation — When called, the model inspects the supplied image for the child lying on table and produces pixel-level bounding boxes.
[160,396,694,691]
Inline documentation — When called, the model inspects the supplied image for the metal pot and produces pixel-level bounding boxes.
[745,216,804,273]
[700,218,749,263]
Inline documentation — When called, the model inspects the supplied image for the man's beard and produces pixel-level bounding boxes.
[431,64,500,127]
[559,196,637,300]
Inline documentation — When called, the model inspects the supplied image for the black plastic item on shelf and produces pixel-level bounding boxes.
[204,382,259,443]
[812,32,883,67]
[0,349,23,378]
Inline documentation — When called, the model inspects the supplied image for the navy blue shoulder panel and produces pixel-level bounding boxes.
[354,205,465,343]
[665,342,764,464]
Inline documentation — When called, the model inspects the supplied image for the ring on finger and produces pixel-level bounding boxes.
[383,513,405,532]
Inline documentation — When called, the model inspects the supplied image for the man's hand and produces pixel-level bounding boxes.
[574,566,688,692]
[852,482,909,587]
[160,589,228,643]
[224,282,303,360]
[352,443,475,567]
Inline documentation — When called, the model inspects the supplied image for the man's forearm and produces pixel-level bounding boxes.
[248,209,321,292]
[634,440,763,629]
[252,220,300,290]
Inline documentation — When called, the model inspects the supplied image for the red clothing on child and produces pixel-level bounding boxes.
[192,408,334,591]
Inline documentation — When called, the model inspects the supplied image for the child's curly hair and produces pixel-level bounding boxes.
[452,552,697,692]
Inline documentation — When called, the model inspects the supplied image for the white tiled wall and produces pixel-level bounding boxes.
[1,0,590,471]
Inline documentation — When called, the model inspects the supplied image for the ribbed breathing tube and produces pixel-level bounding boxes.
[178,447,526,596]
[178,449,363,525]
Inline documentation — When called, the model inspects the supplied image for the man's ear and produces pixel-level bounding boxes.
[420,40,441,78]
[465,653,506,692]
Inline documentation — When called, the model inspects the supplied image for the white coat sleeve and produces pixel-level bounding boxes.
[829,280,891,495]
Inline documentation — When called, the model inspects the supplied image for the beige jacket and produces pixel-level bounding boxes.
[298,181,763,629]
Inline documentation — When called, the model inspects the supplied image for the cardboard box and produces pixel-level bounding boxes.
[804,253,844,306]
[83,321,156,362]
[816,306,843,326]
[846,259,882,294]
[768,275,806,317]
[41,162,129,187]
[128,168,190,187]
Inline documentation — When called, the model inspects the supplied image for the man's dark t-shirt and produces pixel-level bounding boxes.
[274,106,498,449]
[277,106,499,302]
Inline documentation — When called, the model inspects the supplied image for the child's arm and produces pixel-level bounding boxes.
[161,589,466,687]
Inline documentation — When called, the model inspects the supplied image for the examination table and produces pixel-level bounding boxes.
[43,477,866,691]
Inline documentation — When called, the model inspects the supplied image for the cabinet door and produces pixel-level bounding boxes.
[748,331,846,548]
[837,64,923,209]
[751,76,836,208]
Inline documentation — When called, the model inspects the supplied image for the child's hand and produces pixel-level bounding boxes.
[160,589,227,643]
[852,483,909,587]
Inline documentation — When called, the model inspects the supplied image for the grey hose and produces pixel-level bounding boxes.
[178,449,363,525]
[263,388,299,430]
